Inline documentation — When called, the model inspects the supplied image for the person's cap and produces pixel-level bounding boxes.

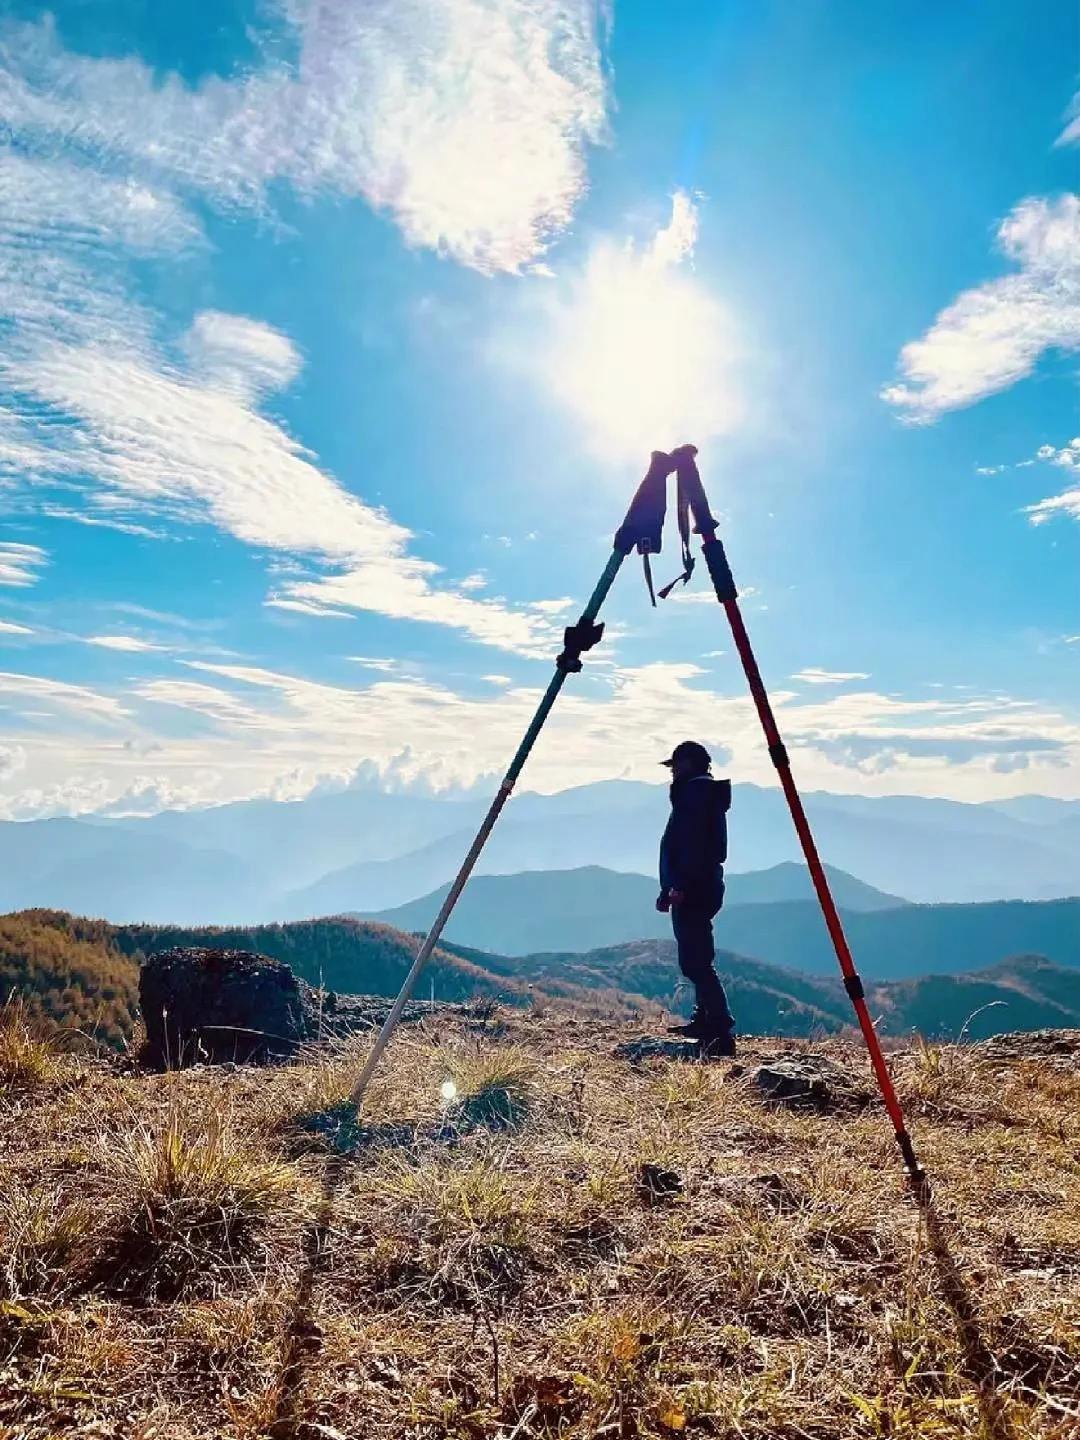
[661,740,712,771]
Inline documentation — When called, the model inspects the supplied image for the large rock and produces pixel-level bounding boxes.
[977,1029,1080,1070]
[751,1054,871,1111]
[138,946,447,1068]
[140,948,314,1066]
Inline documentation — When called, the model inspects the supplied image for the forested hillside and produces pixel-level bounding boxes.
[110,917,518,1001]
[4,910,1080,1048]
[0,911,138,1047]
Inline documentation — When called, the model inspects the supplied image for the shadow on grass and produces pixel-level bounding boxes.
[912,1177,1018,1440]
[268,1148,346,1440]
[269,1092,526,1436]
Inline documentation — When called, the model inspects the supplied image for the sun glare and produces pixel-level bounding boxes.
[546,193,742,459]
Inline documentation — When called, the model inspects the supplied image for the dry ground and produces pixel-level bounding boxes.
[1,1002,1078,1439]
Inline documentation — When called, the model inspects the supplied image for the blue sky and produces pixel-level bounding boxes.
[1,0,1078,818]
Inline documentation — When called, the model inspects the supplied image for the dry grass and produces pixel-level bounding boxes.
[0,996,59,1094]
[0,1012,1077,1439]
[91,1109,300,1302]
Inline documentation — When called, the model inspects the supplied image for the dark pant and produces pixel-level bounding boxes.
[671,887,734,1031]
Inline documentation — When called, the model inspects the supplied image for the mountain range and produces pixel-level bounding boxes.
[488,940,1080,1042]
[6,908,1080,1046]
[361,864,1080,979]
[2,779,1079,924]
[363,862,906,955]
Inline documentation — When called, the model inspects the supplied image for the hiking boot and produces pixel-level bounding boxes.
[700,1029,737,1059]
[667,1008,707,1039]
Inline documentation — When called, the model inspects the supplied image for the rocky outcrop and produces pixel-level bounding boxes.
[976,1029,1080,1070]
[138,946,445,1068]
[750,1054,872,1111]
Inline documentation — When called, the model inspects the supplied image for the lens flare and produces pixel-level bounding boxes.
[439,1079,458,1102]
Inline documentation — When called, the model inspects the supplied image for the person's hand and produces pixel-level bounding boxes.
[668,889,686,906]
[655,891,671,913]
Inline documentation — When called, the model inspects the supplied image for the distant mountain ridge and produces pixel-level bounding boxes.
[361,862,905,955]
[361,865,1080,981]
[489,939,1080,1042]
[2,779,1079,924]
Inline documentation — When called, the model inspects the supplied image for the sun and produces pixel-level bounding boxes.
[544,193,742,460]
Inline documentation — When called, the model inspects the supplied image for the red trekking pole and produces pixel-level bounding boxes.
[664,446,924,1185]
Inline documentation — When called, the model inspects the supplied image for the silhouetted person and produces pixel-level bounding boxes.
[656,740,736,1056]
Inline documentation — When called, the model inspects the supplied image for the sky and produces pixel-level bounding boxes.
[1,0,1079,820]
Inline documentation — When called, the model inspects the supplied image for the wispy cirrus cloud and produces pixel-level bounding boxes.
[85,635,171,654]
[0,669,128,721]
[973,436,1080,526]
[182,311,302,401]
[1,3,609,274]
[1026,436,1080,524]
[2,3,600,656]
[881,194,1080,421]
[0,543,47,588]
[1056,90,1080,148]
[791,667,870,686]
[136,678,266,728]
[8,320,558,654]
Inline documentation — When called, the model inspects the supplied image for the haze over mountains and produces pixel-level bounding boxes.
[375,864,1080,981]
[364,863,907,956]
[2,780,1079,925]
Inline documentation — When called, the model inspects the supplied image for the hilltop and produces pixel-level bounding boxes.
[1,1001,1077,1438]
[6,910,1080,1048]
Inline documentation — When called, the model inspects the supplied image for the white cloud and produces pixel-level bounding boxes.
[0,543,47,588]
[0,150,201,259]
[8,331,556,654]
[348,656,402,673]
[40,506,166,539]
[0,669,128,721]
[183,311,301,399]
[0,150,200,366]
[1025,436,1080,525]
[533,190,743,457]
[1057,92,1080,148]
[0,743,26,781]
[1,4,608,274]
[791,667,871,686]
[2,658,1078,816]
[85,635,170,653]
[266,597,354,620]
[882,195,1080,420]
[528,596,575,614]
[137,677,267,729]
[0,620,33,636]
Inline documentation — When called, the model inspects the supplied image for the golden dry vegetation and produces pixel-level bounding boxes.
[1,999,1078,1439]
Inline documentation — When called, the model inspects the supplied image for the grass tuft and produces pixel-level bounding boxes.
[0,998,59,1094]
[93,1108,294,1302]
[1,1184,95,1302]
[439,1042,539,1131]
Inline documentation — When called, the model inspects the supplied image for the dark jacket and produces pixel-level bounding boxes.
[659,774,731,901]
